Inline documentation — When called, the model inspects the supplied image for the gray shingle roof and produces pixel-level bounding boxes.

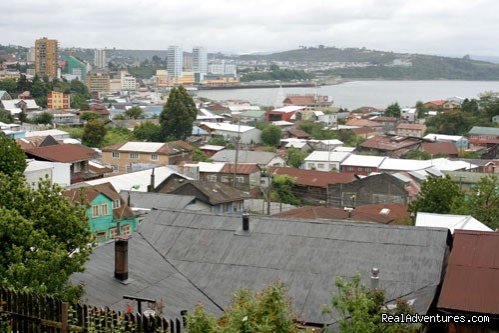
[212,149,276,165]
[73,209,450,325]
[120,190,196,210]
[468,126,499,136]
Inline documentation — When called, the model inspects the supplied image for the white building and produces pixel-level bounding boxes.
[415,212,492,233]
[94,49,106,69]
[120,71,136,91]
[27,47,36,63]
[167,45,183,77]
[401,108,417,122]
[201,122,261,144]
[304,151,351,171]
[24,160,71,188]
[208,60,237,76]
[192,47,207,74]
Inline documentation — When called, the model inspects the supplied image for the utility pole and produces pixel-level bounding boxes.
[233,121,241,188]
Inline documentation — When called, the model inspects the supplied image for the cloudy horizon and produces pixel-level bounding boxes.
[1,0,498,57]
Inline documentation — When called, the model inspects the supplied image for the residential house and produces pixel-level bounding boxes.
[154,179,247,215]
[283,94,332,108]
[308,139,344,151]
[200,122,262,144]
[420,142,458,157]
[269,167,355,203]
[401,108,417,122]
[74,166,190,193]
[415,212,492,233]
[238,110,266,124]
[280,138,312,152]
[282,129,311,140]
[443,96,464,109]
[358,135,421,157]
[449,159,498,173]
[188,162,261,195]
[46,91,71,109]
[265,105,305,122]
[24,143,99,184]
[437,231,499,333]
[423,133,469,151]
[101,141,193,174]
[211,149,285,167]
[303,151,350,172]
[370,116,398,133]
[327,173,418,207]
[467,126,499,146]
[48,111,81,125]
[24,159,71,188]
[396,123,427,138]
[293,109,326,122]
[25,129,70,141]
[63,182,137,243]
[72,208,450,326]
[17,135,60,149]
[340,154,386,175]
[422,100,446,110]
[1,99,39,116]
[0,90,12,100]
[199,144,225,156]
[346,118,384,133]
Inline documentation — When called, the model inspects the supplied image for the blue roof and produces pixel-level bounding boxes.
[192,126,208,135]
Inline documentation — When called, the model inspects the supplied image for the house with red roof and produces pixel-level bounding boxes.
[421,142,459,157]
[269,167,355,203]
[23,143,100,184]
[423,100,446,110]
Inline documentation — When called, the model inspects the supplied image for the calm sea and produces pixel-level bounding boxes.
[195,80,499,110]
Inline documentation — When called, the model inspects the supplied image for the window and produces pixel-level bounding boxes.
[348,166,354,172]
[317,163,325,169]
[365,167,371,173]
[112,152,120,158]
[221,176,229,183]
[113,199,121,209]
[207,175,217,182]
[308,163,316,169]
[100,203,109,216]
[233,202,238,212]
[109,228,117,239]
[151,154,158,161]
[122,224,131,235]
[236,176,245,183]
[129,152,139,159]
[92,205,99,217]
[97,231,107,242]
[73,162,83,173]
[126,165,133,173]
[358,167,363,172]
[111,165,119,173]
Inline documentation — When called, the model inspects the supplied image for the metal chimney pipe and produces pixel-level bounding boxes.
[371,267,380,290]
[242,212,249,232]
[114,237,129,282]
[148,168,155,192]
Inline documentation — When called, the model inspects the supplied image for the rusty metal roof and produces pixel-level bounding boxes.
[437,230,499,315]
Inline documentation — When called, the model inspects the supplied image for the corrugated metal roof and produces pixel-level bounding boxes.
[74,209,450,325]
[415,213,492,233]
[437,231,499,315]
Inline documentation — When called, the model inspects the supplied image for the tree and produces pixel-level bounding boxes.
[160,86,198,141]
[186,282,309,333]
[323,274,419,333]
[272,174,300,205]
[133,121,163,142]
[80,112,101,122]
[71,94,90,110]
[0,109,14,123]
[0,78,17,92]
[286,148,307,168]
[82,119,107,147]
[0,133,27,176]
[124,106,145,119]
[192,148,212,162]
[207,135,227,146]
[404,150,431,160]
[33,112,53,125]
[409,176,463,216]
[261,125,282,147]
[0,172,93,301]
[384,102,401,118]
[425,111,472,135]
[415,101,427,118]
[454,175,499,230]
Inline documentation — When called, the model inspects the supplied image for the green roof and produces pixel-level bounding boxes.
[468,126,499,136]
[240,110,266,118]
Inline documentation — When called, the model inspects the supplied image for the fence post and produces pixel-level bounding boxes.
[61,301,69,333]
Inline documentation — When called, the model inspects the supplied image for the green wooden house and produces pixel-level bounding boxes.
[64,182,137,243]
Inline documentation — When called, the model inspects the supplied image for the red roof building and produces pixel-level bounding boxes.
[437,231,499,332]
[421,142,459,157]
[359,135,422,157]
[423,100,446,109]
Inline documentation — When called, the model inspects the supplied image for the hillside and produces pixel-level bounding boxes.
[238,46,499,80]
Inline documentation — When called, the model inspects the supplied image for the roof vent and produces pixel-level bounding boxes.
[379,208,390,215]
[235,211,250,236]
[371,267,380,290]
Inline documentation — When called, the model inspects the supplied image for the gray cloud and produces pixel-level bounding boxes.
[0,0,498,56]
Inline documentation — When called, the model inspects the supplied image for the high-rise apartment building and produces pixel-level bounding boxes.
[86,70,110,97]
[27,47,36,63]
[167,46,183,77]
[35,37,58,78]
[192,46,208,74]
[94,49,107,69]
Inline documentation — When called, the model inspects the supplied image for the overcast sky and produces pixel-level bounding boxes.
[1,0,498,56]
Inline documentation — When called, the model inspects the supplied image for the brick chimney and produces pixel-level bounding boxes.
[114,237,129,282]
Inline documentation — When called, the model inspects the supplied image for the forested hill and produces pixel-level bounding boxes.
[238,46,499,80]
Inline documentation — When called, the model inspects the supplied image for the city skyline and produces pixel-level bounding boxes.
[0,0,498,57]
